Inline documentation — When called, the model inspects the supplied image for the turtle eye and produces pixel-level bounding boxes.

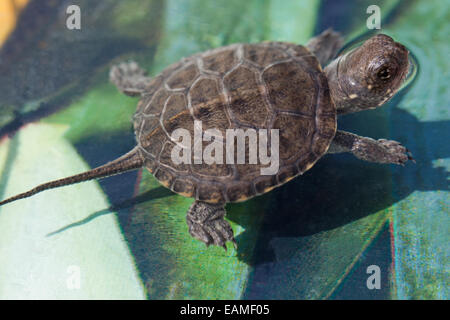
[377,66,391,80]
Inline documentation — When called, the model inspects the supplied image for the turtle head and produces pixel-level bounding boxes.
[325,34,409,114]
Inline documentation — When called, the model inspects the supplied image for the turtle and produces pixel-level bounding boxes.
[0,29,413,249]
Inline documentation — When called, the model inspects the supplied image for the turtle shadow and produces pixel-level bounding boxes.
[46,185,172,237]
[44,131,173,236]
[228,97,450,265]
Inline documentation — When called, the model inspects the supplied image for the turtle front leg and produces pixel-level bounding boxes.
[109,61,152,97]
[306,28,344,66]
[186,201,236,250]
[328,130,414,165]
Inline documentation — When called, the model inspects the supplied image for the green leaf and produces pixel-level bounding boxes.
[0,124,145,299]
[1,0,447,301]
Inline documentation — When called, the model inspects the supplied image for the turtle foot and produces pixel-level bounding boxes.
[109,61,151,96]
[377,139,415,165]
[186,201,236,250]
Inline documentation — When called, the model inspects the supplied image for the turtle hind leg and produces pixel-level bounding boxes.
[109,61,152,97]
[186,201,236,250]
[306,28,344,66]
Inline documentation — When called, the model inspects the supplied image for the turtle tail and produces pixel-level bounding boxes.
[0,147,143,207]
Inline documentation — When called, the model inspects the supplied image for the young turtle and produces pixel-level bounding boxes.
[0,30,413,249]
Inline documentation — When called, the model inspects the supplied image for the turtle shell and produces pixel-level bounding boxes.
[133,42,336,203]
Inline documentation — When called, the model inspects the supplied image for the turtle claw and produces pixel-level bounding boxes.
[407,155,416,163]
[231,238,238,250]
[406,149,416,163]
[221,238,238,251]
